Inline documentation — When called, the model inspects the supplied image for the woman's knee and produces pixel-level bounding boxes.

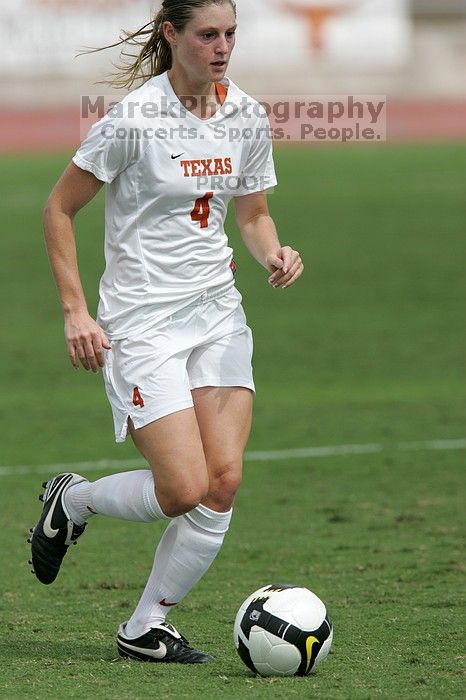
[205,461,243,511]
[155,470,209,518]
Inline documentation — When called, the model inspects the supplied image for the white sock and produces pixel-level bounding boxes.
[64,470,168,525]
[124,503,232,639]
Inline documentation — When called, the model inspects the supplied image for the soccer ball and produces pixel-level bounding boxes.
[234,583,333,677]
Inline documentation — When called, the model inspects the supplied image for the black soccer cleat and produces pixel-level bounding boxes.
[29,473,87,585]
[116,621,215,664]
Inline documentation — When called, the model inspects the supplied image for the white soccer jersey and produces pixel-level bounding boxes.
[73,71,277,340]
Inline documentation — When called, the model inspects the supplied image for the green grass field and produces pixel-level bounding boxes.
[0,144,465,699]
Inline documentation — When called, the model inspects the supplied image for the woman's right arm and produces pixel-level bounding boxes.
[43,162,110,373]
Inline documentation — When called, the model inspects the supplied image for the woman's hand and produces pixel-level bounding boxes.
[64,311,112,372]
[267,246,304,289]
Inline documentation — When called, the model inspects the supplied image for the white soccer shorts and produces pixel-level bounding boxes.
[102,286,255,442]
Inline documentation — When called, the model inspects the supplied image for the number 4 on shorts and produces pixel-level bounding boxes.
[191,192,213,229]
[132,387,144,408]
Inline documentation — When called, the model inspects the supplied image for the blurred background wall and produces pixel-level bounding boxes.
[0,0,465,148]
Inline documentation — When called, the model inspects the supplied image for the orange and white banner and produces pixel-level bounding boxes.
[1,0,410,77]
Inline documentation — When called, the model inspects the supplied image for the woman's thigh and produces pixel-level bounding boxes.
[128,408,209,517]
[191,386,253,510]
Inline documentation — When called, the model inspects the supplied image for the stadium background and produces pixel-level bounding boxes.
[0,1,464,698]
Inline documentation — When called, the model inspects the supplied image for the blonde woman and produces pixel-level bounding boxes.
[30,0,304,663]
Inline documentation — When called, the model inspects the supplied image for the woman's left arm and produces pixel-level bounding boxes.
[234,192,304,289]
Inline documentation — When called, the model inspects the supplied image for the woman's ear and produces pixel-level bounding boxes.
[163,21,177,47]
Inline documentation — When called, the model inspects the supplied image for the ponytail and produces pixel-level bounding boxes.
[89,0,236,91]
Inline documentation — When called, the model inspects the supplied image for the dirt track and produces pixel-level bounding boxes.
[1,101,465,154]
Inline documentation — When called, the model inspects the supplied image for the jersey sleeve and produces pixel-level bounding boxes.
[235,105,277,197]
[72,110,143,184]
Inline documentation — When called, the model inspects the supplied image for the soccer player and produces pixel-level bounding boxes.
[30,0,304,663]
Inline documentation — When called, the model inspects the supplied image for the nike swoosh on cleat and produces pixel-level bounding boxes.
[171,153,185,159]
[64,520,75,546]
[42,476,70,538]
[118,639,167,659]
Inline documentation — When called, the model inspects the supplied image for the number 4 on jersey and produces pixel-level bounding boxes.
[191,192,213,229]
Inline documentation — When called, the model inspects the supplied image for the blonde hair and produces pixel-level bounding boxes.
[95,0,236,90]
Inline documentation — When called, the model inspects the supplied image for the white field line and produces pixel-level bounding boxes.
[0,438,465,478]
